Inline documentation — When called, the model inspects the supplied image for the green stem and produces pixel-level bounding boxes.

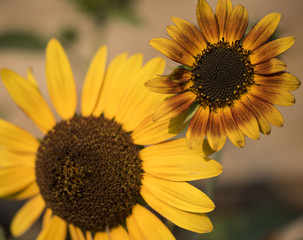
[205,149,224,198]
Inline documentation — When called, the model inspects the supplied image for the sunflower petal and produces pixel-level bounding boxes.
[171,17,207,51]
[12,182,39,200]
[167,25,201,57]
[225,5,248,42]
[254,73,301,91]
[186,106,210,149]
[94,232,109,240]
[42,209,53,229]
[250,37,295,65]
[0,167,35,197]
[216,0,233,40]
[143,174,214,212]
[206,109,227,151]
[11,195,45,237]
[45,38,77,120]
[101,54,143,120]
[132,113,187,146]
[81,46,107,116]
[241,95,271,135]
[114,57,166,131]
[1,69,55,133]
[37,215,67,240]
[0,119,39,153]
[69,225,85,240]
[150,38,195,66]
[109,225,130,240]
[196,0,219,43]
[141,186,213,233]
[92,52,128,117]
[126,204,175,240]
[231,101,260,140]
[145,76,191,94]
[221,107,245,148]
[141,138,222,181]
[254,58,287,75]
[153,91,196,122]
[0,148,35,168]
[249,84,295,106]
[247,94,284,127]
[243,13,281,51]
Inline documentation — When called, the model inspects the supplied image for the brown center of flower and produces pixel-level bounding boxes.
[35,116,143,232]
[190,40,255,111]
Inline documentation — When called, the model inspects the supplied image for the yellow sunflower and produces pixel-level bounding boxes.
[0,38,222,239]
[147,0,301,151]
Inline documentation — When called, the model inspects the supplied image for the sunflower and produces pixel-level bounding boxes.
[147,0,301,151]
[0,38,222,239]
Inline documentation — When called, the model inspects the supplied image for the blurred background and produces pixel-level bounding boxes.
[0,0,302,239]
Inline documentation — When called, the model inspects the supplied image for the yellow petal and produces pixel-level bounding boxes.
[225,5,248,42]
[143,174,215,212]
[254,73,301,92]
[69,224,85,240]
[11,195,45,237]
[109,225,130,240]
[247,94,284,127]
[12,182,39,200]
[241,95,271,135]
[221,107,245,148]
[145,76,191,94]
[250,37,295,65]
[92,52,128,117]
[186,106,210,149]
[153,91,196,122]
[0,148,35,168]
[215,0,233,40]
[196,0,219,43]
[150,38,195,66]
[0,167,35,197]
[115,57,166,131]
[94,232,109,240]
[100,53,143,120]
[46,38,77,120]
[254,58,287,75]
[132,113,186,146]
[206,109,227,152]
[1,69,55,133]
[37,215,67,240]
[81,46,107,116]
[126,204,175,240]
[27,68,39,89]
[86,232,93,240]
[141,138,222,181]
[0,119,39,153]
[171,17,207,51]
[141,186,213,233]
[166,25,201,57]
[243,13,281,52]
[231,101,260,140]
[249,84,295,106]
[42,209,53,229]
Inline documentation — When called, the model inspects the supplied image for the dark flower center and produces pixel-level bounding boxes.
[190,40,255,111]
[35,116,143,232]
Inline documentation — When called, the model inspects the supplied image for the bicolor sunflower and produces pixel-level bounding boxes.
[147,0,301,151]
[0,38,222,239]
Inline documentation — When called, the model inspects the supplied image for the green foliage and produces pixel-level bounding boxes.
[69,0,140,25]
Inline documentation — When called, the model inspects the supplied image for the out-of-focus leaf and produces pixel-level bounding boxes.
[68,0,141,25]
[0,31,45,50]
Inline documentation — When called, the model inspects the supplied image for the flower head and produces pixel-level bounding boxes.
[0,39,222,239]
[148,0,301,151]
